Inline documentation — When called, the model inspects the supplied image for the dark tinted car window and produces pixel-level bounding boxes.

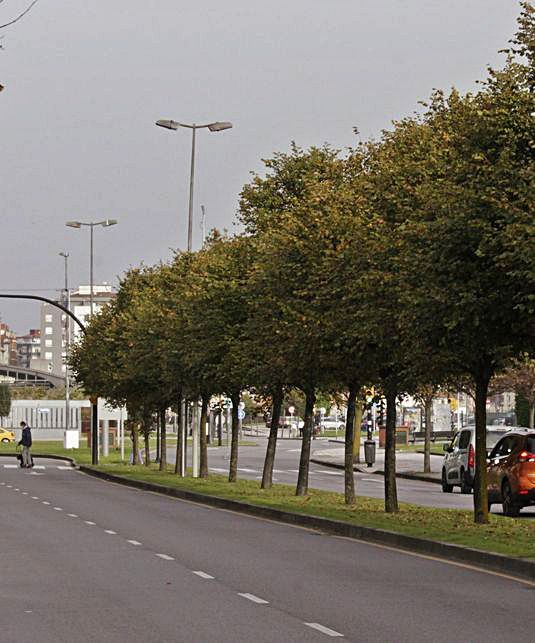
[526,437,535,453]
[459,431,471,449]
[486,431,508,448]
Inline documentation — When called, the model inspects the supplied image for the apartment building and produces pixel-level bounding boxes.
[0,322,18,366]
[16,329,41,368]
[32,284,115,377]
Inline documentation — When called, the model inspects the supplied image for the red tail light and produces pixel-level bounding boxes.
[468,444,475,468]
[518,451,535,463]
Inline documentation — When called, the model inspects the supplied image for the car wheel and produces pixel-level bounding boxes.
[460,468,472,494]
[441,469,453,493]
[1,438,9,443]
[502,481,520,517]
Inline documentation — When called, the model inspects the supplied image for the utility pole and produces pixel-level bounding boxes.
[59,253,70,434]
[200,204,206,247]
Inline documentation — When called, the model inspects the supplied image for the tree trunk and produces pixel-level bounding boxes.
[353,401,363,464]
[200,393,209,478]
[473,371,491,524]
[296,388,316,496]
[143,427,151,467]
[217,408,223,446]
[130,420,139,465]
[344,384,358,505]
[159,408,167,471]
[228,391,240,482]
[155,412,160,464]
[261,385,283,489]
[423,397,433,474]
[384,387,399,513]
[174,391,183,475]
[529,402,535,429]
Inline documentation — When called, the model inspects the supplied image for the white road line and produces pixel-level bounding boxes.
[0,481,5,485]
[21,491,28,495]
[361,478,382,483]
[156,554,174,561]
[127,540,142,546]
[237,593,269,605]
[237,468,258,473]
[42,501,50,505]
[192,571,215,580]
[57,466,73,470]
[286,449,301,452]
[305,622,344,637]
[84,521,96,525]
[6,485,12,488]
[287,469,300,473]
[33,465,45,470]
[323,471,343,476]
[67,513,78,518]
[3,464,17,469]
[31,496,39,500]
[53,507,63,511]
[104,530,117,535]
[14,488,20,491]
[209,467,227,473]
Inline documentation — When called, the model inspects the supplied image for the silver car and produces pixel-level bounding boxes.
[441,426,510,494]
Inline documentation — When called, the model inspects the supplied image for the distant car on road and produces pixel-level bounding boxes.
[441,426,511,494]
[487,429,535,516]
[320,417,345,431]
[0,428,15,443]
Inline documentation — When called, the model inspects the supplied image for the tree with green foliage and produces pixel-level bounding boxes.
[0,383,11,419]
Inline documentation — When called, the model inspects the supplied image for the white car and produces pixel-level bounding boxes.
[441,425,515,493]
[320,417,346,431]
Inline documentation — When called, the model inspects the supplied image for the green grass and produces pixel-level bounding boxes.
[395,443,445,455]
[92,462,535,560]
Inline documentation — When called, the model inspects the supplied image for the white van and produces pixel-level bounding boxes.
[441,426,510,493]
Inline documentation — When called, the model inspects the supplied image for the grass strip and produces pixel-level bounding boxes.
[93,462,535,560]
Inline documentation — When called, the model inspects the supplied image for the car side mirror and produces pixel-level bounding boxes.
[443,444,452,453]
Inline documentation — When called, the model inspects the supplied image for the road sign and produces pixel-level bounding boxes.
[238,409,245,421]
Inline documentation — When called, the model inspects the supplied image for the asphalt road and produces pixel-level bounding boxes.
[168,438,535,515]
[1,459,534,642]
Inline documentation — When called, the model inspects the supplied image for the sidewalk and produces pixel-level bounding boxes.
[311,446,442,484]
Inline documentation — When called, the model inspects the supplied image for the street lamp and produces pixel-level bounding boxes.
[65,219,117,466]
[155,119,232,251]
[65,219,117,318]
[59,252,70,433]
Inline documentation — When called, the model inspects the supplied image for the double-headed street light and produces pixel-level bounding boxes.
[65,219,118,318]
[66,219,117,466]
[155,119,232,251]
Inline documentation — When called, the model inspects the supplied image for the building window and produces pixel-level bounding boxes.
[45,339,52,347]
[45,327,53,335]
[45,351,53,360]
[45,314,53,323]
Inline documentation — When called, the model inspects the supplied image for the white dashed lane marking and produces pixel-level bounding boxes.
[104,530,117,535]
[192,571,215,580]
[53,507,63,511]
[305,623,344,637]
[33,465,45,470]
[67,514,78,518]
[238,593,269,605]
[42,501,50,505]
[31,496,39,500]
[156,554,174,561]
[3,464,17,469]
[127,540,142,546]
[84,521,96,526]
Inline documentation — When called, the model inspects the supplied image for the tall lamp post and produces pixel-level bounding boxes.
[65,218,118,465]
[59,252,70,434]
[155,119,232,251]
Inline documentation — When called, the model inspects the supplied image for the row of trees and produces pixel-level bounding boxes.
[70,4,534,524]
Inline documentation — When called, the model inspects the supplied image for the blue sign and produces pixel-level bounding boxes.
[238,409,246,421]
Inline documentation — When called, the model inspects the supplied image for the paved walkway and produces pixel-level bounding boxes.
[311,445,443,483]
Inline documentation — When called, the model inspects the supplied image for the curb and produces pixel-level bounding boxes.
[79,465,535,583]
[0,453,77,465]
[310,458,442,485]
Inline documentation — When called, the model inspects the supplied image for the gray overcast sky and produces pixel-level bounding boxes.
[0,0,521,333]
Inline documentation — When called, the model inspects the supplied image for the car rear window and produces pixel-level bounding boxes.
[486,431,507,447]
[459,431,471,449]
[527,437,535,453]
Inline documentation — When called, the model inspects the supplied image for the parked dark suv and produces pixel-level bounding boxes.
[487,430,535,516]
